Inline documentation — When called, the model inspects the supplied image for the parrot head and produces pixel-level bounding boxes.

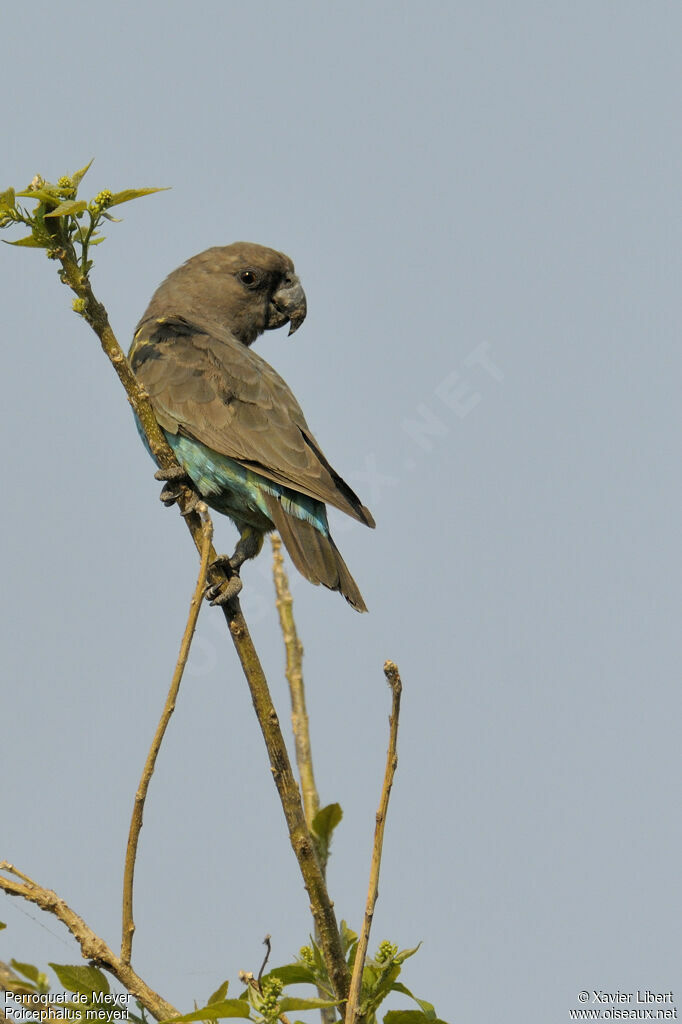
[139,241,307,347]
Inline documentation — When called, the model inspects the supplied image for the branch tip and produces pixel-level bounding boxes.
[345,660,403,1023]
[258,934,272,985]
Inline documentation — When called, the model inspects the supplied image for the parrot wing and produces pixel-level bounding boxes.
[131,316,375,529]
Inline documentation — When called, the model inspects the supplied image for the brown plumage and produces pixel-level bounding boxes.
[130,243,374,611]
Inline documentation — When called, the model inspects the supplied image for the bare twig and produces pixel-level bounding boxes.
[51,252,349,1006]
[345,662,403,1024]
[272,538,337,1024]
[121,512,213,964]
[271,537,320,836]
[257,935,272,986]
[0,864,179,1021]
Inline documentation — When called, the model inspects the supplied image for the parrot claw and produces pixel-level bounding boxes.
[155,465,190,503]
[205,553,243,605]
[205,574,243,605]
[210,553,238,572]
[159,482,183,505]
[154,465,189,483]
[155,466,201,513]
[179,491,202,516]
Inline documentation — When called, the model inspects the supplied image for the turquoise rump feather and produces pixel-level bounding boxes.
[135,418,331,537]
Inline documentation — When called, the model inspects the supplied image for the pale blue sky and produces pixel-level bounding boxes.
[2,3,682,1022]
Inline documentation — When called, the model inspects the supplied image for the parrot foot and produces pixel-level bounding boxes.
[204,530,264,606]
[205,556,243,606]
[154,466,198,510]
[179,491,202,516]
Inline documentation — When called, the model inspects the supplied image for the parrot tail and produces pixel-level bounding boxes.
[263,494,368,612]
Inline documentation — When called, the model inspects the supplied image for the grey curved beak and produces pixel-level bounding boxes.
[267,274,307,335]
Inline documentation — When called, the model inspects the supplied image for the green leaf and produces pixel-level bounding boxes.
[0,188,15,209]
[309,938,326,977]
[362,964,380,990]
[339,920,357,953]
[4,235,43,247]
[362,964,401,1018]
[341,919,359,967]
[0,921,6,930]
[346,941,359,971]
[264,965,316,986]
[3,979,38,995]
[49,964,109,995]
[384,1013,449,1024]
[10,960,41,983]
[394,944,422,965]
[160,999,252,1021]
[44,200,88,218]
[207,980,229,1004]
[312,803,343,842]
[71,160,94,187]
[237,963,322,1002]
[107,187,170,208]
[15,188,61,203]
[390,984,436,1019]
[312,803,343,866]
[279,997,338,1011]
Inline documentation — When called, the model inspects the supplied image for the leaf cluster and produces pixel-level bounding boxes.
[184,924,445,1024]
[0,923,448,1024]
[0,162,167,276]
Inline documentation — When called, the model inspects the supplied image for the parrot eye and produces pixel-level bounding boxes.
[239,269,260,287]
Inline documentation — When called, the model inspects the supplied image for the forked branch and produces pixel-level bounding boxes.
[0,863,179,1021]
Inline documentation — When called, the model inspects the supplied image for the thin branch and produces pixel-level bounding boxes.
[121,512,213,964]
[51,250,350,1005]
[271,537,320,835]
[223,603,349,1003]
[0,864,179,1021]
[345,662,403,1024]
[257,935,272,986]
[271,538,336,1024]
